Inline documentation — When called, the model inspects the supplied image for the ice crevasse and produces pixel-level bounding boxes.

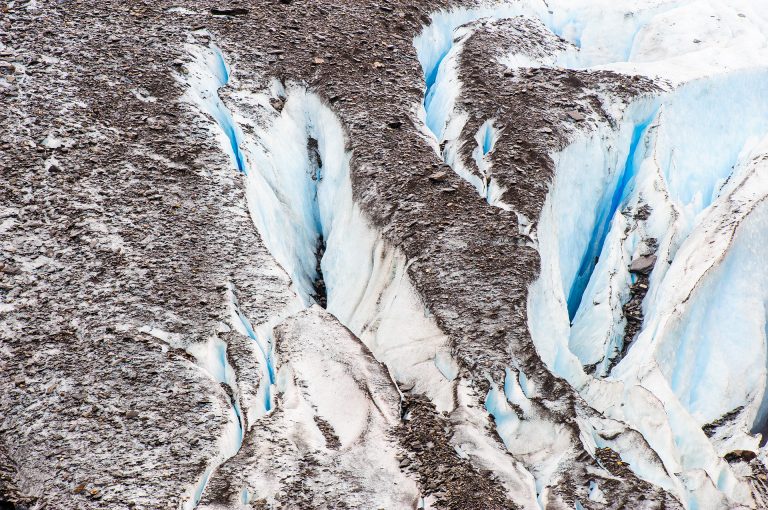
[178,37,497,508]
[415,0,768,508]
[179,0,768,506]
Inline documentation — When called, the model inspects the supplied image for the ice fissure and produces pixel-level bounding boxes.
[183,44,246,174]
[228,285,276,413]
[183,41,469,506]
[234,76,461,425]
[531,70,768,508]
[414,5,669,500]
[566,113,655,322]
[182,335,246,510]
[417,3,768,508]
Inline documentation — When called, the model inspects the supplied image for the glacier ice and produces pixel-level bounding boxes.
[567,111,657,321]
[177,2,768,506]
[415,1,768,508]
[229,82,458,411]
[183,42,458,405]
[228,284,275,416]
[198,308,422,509]
[11,0,768,508]
[230,80,545,504]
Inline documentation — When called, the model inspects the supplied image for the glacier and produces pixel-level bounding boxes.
[415,1,768,508]
[8,1,768,508]
[187,2,768,508]
[180,40,478,506]
[169,3,766,509]
[181,30,581,506]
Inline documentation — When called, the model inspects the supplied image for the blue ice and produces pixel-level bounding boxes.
[567,112,655,321]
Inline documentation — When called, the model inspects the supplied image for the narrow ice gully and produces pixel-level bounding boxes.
[136,325,244,510]
[416,1,768,508]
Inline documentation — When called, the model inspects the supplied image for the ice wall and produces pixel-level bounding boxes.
[228,84,457,411]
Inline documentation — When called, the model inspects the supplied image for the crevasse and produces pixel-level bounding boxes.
[413,1,665,213]
[417,2,768,508]
[183,337,245,510]
[183,42,473,506]
[566,112,656,321]
[237,82,457,412]
[228,284,275,414]
[414,3,666,499]
[137,325,245,510]
[183,44,246,174]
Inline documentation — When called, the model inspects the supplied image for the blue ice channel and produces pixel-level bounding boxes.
[423,50,447,122]
[237,310,275,412]
[567,112,656,321]
[210,48,247,174]
[186,342,245,509]
[217,345,245,446]
[481,122,494,155]
[191,469,212,509]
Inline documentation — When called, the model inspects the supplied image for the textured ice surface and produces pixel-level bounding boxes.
[200,308,421,509]
[416,1,768,508]
[538,24,768,510]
